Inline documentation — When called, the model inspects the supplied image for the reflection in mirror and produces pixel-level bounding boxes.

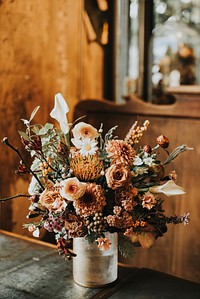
[149,0,200,104]
[125,0,200,103]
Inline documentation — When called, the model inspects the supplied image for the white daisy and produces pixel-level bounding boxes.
[79,138,98,157]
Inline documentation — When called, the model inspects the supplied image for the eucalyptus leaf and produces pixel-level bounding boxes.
[31,125,41,135]
[85,233,97,244]
[44,123,54,130]
[118,234,135,258]
[18,131,30,141]
[29,106,40,122]
[38,123,54,135]
[38,127,48,135]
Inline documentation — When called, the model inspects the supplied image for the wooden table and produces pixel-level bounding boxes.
[0,230,200,299]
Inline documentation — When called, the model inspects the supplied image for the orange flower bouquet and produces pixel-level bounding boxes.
[1,93,191,259]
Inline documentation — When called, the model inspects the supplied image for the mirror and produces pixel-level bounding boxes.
[114,0,200,103]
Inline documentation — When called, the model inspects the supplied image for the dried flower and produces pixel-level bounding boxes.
[73,183,106,217]
[39,187,67,213]
[141,191,156,210]
[70,153,103,181]
[106,140,136,165]
[44,214,65,233]
[28,225,40,238]
[115,186,138,211]
[16,161,30,174]
[107,208,134,229]
[143,144,152,154]
[1,94,190,261]
[64,213,85,238]
[97,237,111,251]
[105,164,131,190]
[125,120,150,145]
[156,135,169,148]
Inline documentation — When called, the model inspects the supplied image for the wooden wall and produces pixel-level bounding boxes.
[74,96,200,284]
[0,0,105,235]
[1,0,199,285]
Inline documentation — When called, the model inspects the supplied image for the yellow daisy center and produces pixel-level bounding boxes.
[84,144,91,151]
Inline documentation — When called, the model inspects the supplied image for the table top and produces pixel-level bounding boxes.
[0,230,200,299]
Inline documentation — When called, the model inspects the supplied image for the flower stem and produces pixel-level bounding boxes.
[38,150,57,172]
[0,194,31,202]
[138,188,149,192]
[2,137,45,191]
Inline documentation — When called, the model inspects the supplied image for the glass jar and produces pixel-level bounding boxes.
[73,232,118,288]
[149,16,200,103]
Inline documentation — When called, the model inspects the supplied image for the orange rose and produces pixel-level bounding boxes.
[105,164,131,190]
[39,188,66,213]
[72,122,98,140]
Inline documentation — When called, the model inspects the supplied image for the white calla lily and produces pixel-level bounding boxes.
[50,93,69,134]
[149,180,185,196]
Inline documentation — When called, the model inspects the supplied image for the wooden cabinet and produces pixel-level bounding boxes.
[73,95,200,283]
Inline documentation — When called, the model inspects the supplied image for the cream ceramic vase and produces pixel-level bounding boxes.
[73,232,118,288]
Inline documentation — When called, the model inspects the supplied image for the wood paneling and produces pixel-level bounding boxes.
[73,96,200,283]
[0,0,105,236]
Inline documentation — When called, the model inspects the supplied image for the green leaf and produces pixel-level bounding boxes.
[85,232,97,244]
[29,106,40,122]
[30,125,41,135]
[38,126,48,135]
[38,123,54,135]
[118,234,135,258]
[162,144,193,165]
[44,123,54,130]
[18,131,30,141]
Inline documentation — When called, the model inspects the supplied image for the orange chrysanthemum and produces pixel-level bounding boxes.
[106,140,136,165]
[73,183,106,217]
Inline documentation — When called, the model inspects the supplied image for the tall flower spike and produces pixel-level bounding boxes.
[50,93,69,134]
[125,120,150,146]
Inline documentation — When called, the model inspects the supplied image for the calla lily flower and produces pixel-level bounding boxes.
[149,180,185,196]
[50,93,69,134]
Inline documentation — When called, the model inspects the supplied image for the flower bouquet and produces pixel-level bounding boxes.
[1,93,191,285]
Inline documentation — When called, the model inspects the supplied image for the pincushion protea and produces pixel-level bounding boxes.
[70,153,104,181]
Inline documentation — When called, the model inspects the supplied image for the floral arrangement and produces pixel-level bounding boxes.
[1,93,191,259]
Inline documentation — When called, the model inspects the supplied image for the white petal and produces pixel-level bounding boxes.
[71,137,83,148]
[149,180,185,196]
[133,156,143,166]
[33,228,40,238]
[50,93,69,134]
